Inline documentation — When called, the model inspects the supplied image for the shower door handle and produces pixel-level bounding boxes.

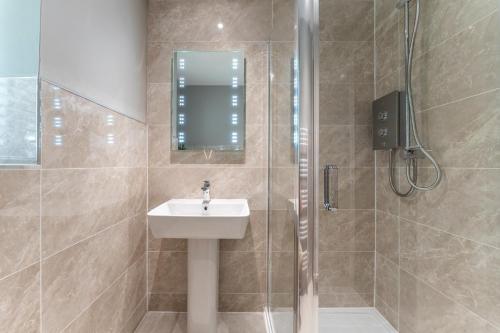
[323,164,338,212]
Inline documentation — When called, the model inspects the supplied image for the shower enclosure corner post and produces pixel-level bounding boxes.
[296,0,319,332]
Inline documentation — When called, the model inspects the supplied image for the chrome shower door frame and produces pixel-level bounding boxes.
[295,0,319,332]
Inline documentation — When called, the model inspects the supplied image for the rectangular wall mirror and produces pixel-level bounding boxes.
[0,0,41,165]
[171,50,245,151]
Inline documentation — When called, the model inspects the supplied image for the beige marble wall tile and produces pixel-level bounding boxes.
[270,84,291,127]
[375,254,399,321]
[412,11,500,111]
[354,83,374,125]
[412,0,499,59]
[148,0,272,42]
[354,167,374,209]
[0,264,40,333]
[64,255,146,333]
[271,0,294,42]
[375,0,399,29]
[319,252,374,295]
[400,168,500,248]
[148,293,187,312]
[399,270,499,333]
[122,297,147,333]
[270,292,293,309]
[319,210,374,252]
[219,251,266,293]
[149,231,187,252]
[41,84,146,169]
[375,69,400,100]
[270,167,295,210]
[400,219,500,327]
[376,211,399,264]
[355,125,374,167]
[42,167,147,257]
[270,209,295,252]
[270,42,294,84]
[219,293,266,312]
[319,83,355,125]
[320,0,373,42]
[419,89,500,168]
[320,41,374,84]
[147,83,171,125]
[271,125,295,168]
[375,16,400,82]
[0,170,40,279]
[246,84,268,125]
[221,210,266,251]
[42,214,145,332]
[319,125,354,168]
[148,251,187,293]
[271,252,294,293]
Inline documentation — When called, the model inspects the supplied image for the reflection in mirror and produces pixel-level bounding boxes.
[171,50,245,151]
[0,0,41,164]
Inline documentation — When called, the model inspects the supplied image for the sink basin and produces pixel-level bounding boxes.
[148,199,250,239]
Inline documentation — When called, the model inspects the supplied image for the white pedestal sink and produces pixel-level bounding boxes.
[148,199,250,333]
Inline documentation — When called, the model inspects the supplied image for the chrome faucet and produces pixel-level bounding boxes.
[201,180,211,210]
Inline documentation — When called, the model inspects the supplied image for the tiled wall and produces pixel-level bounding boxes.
[318,0,375,307]
[374,1,500,331]
[0,82,147,332]
[146,0,270,312]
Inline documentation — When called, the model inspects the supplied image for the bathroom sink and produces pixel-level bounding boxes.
[148,199,250,239]
[148,198,250,333]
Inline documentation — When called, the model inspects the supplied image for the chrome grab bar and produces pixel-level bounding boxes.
[323,164,338,212]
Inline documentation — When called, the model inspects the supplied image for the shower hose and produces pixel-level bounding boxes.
[390,0,442,197]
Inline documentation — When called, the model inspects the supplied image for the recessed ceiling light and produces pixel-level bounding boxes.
[217,22,224,30]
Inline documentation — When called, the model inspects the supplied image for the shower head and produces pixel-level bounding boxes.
[396,0,411,9]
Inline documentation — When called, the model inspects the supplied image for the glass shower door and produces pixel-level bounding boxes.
[268,0,319,332]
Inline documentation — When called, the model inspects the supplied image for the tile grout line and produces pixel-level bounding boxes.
[377,209,500,251]
[399,266,500,331]
[416,87,500,114]
[123,295,148,331]
[399,216,500,251]
[411,9,500,64]
[59,253,147,332]
[0,261,40,284]
[42,212,145,263]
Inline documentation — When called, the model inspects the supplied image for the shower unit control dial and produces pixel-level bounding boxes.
[377,111,388,121]
[372,91,402,150]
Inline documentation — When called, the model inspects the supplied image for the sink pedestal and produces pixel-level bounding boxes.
[187,239,219,333]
